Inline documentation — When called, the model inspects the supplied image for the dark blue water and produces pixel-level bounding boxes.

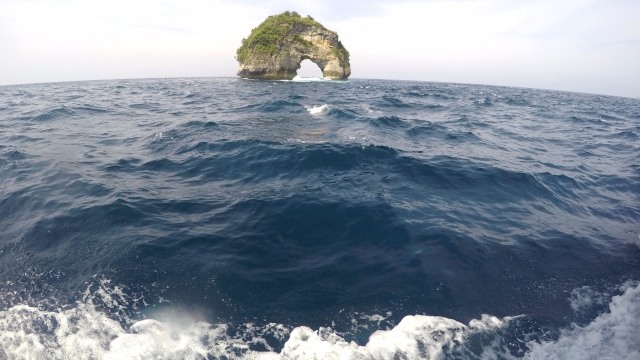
[0,78,638,359]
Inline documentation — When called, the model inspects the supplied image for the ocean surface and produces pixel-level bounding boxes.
[0,77,638,359]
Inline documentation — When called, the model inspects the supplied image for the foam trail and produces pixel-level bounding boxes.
[525,281,640,360]
[279,314,508,360]
[0,282,638,359]
[0,304,248,360]
[0,304,506,360]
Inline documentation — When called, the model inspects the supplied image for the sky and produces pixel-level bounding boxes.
[1,0,639,98]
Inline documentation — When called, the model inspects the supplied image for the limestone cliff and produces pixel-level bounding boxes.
[236,12,351,80]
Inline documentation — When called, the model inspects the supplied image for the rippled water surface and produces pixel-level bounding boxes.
[0,78,639,359]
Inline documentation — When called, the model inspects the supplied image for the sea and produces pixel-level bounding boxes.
[0,77,638,359]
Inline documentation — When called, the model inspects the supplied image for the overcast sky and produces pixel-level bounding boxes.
[1,0,639,98]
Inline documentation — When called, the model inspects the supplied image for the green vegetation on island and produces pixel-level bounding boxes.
[236,11,349,64]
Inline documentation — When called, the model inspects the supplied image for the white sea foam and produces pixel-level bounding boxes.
[292,76,328,82]
[0,306,503,360]
[305,104,329,115]
[362,105,380,114]
[525,280,640,360]
[0,281,638,359]
[569,285,609,314]
[278,314,509,360]
[0,304,248,360]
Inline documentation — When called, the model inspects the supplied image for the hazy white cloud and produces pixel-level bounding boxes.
[0,0,638,97]
[334,0,640,96]
[0,0,264,82]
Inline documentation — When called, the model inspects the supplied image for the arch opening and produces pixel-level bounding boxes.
[296,59,323,79]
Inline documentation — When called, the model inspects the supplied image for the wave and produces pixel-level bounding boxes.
[368,116,410,128]
[2,78,639,359]
[291,76,330,82]
[256,100,305,113]
[305,104,329,115]
[30,107,76,122]
[0,280,636,359]
[304,104,359,120]
[525,280,640,360]
[376,95,412,108]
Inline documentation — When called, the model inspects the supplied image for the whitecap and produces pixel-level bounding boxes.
[305,104,329,115]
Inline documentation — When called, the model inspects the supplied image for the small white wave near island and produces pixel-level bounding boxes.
[292,76,329,82]
[0,280,638,359]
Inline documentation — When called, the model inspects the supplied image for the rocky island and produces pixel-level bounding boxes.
[236,11,351,80]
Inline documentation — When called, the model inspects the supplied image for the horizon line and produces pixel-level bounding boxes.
[0,76,637,100]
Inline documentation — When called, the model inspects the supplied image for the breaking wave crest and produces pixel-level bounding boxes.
[1,280,637,359]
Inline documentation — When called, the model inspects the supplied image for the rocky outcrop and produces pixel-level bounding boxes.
[236,12,351,80]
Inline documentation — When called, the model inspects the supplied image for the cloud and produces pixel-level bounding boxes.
[331,0,640,96]
[229,0,420,20]
[0,0,265,83]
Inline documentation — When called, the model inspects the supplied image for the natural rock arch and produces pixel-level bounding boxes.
[236,12,351,80]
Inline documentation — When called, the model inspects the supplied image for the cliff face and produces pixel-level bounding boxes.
[236,12,351,80]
